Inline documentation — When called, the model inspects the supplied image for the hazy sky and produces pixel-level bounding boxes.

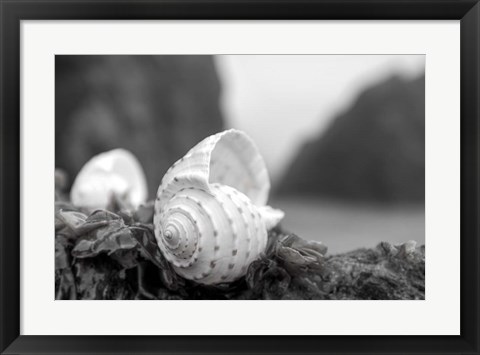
[215,55,425,185]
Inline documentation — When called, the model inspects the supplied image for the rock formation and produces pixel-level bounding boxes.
[278,74,425,203]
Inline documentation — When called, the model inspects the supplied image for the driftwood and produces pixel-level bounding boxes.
[55,195,425,301]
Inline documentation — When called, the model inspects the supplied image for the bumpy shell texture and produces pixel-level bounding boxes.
[71,149,148,212]
[154,129,284,284]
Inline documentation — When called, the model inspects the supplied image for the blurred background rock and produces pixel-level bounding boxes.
[55,55,224,197]
[56,55,425,254]
[277,74,425,202]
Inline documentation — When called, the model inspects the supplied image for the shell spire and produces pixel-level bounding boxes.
[257,205,285,230]
[154,129,284,285]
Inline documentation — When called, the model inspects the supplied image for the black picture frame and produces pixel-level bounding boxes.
[1,1,479,354]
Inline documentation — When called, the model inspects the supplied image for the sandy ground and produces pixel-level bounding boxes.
[271,198,425,255]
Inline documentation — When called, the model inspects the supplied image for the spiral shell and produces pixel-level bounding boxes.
[154,129,284,284]
[70,149,148,212]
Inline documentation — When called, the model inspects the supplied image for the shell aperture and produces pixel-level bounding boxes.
[154,129,284,284]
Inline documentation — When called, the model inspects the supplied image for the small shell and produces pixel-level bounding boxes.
[154,129,284,284]
[70,149,148,212]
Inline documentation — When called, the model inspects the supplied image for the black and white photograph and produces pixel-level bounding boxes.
[55,55,425,300]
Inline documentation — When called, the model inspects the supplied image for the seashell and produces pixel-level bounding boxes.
[70,149,148,212]
[154,129,284,284]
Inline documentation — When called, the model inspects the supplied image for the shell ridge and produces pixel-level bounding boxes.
[211,184,240,282]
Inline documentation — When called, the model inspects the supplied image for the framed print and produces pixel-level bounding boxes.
[1,0,479,354]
